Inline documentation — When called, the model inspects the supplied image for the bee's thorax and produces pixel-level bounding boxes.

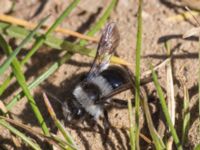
[73,75,113,119]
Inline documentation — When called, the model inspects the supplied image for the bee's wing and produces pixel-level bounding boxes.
[87,22,120,79]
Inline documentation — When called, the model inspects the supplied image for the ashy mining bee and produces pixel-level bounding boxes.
[62,22,132,136]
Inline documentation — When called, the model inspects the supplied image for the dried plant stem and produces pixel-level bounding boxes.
[165,42,175,150]
[0,14,99,42]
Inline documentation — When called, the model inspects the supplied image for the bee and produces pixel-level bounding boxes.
[62,22,132,136]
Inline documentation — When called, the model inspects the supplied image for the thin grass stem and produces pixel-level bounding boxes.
[135,0,143,149]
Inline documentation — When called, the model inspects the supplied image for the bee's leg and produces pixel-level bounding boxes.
[109,98,135,108]
[96,98,133,108]
[102,110,110,144]
[84,115,99,132]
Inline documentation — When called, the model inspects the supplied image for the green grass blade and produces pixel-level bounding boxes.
[135,0,143,149]
[128,98,135,150]
[0,35,50,136]
[194,144,200,150]
[0,119,41,150]
[45,0,80,36]
[79,0,117,46]
[151,65,182,150]
[0,16,48,76]
[0,75,12,95]
[181,82,190,145]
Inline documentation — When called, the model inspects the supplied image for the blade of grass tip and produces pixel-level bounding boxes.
[0,75,12,96]
[42,92,76,150]
[0,119,41,150]
[0,15,49,76]
[151,64,183,150]
[135,0,143,149]
[142,57,170,77]
[20,0,80,65]
[180,79,190,145]
[0,35,50,136]
[128,98,135,150]
[165,42,175,150]
[0,100,8,114]
[79,0,117,46]
[6,52,72,111]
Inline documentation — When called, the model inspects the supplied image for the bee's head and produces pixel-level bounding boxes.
[62,99,86,123]
[62,81,102,123]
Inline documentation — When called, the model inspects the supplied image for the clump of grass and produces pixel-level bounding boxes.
[127,2,200,150]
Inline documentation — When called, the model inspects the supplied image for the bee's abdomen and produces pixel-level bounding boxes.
[101,66,128,89]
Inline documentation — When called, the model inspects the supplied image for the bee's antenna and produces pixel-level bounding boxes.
[43,90,63,105]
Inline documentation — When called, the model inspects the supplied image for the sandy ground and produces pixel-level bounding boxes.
[0,0,200,149]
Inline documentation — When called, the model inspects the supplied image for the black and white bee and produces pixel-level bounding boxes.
[62,22,132,136]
